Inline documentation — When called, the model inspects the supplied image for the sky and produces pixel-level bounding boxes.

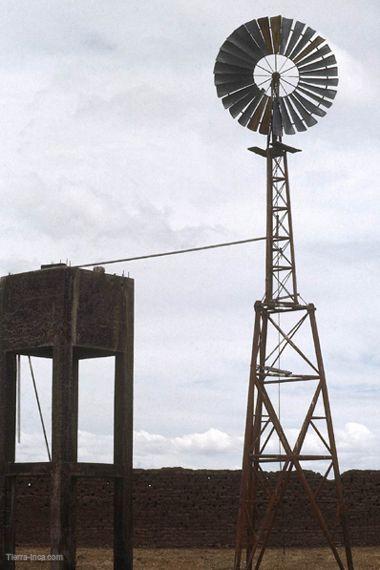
[4,0,379,472]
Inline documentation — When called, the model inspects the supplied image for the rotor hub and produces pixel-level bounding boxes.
[271,71,281,91]
[253,54,299,97]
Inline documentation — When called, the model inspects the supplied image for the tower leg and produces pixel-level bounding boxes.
[50,346,78,569]
[50,465,76,569]
[309,308,354,570]
[114,287,134,570]
[0,354,17,569]
[246,311,268,570]
[234,306,267,570]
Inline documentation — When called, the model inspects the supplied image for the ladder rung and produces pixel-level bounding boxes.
[273,266,293,271]
[251,454,332,462]
[264,376,319,385]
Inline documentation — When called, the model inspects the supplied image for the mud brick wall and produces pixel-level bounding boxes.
[14,468,380,548]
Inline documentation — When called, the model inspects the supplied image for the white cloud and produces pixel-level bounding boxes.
[134,428,243,469]
[332,44,379,106]
[16,422,377,474]
[173,428,238,453]
[337,423,375,454]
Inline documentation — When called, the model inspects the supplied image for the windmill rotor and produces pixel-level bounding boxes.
[213,15,338,135]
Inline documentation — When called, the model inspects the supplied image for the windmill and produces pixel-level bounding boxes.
[213,16,354,570]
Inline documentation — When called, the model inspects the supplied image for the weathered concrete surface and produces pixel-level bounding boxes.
[0,266,134,568]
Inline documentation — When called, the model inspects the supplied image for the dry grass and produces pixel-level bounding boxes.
[14,547,380,569]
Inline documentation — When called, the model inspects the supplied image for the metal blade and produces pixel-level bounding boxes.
[291,92,324,119]
[238,92,264,126]
[284,97,307,132]
[270,15,282,54]
[228,25,263,60]
[214,61,253,75]
[245,19,267,54]
[300,76,338,87]
[300,67,338,78]
[293,39,328,65]
[222,84,258,109]
[288,26,315,60]
[259,97,272,134]
[229,90,259,118]
[279,98,295,134]
[298,81,337,99]
[216,49,254,70]
[247,96,267,131]
[297,86,332,108]
[285,21,305,57]
[216,79,254,98]
[214,72,254,86]
[258,17,273,54]
[298,54,337,73]
[221,42,255,65]
[272,100,282,136]
[289,94,318,127]
[279,18,293,55]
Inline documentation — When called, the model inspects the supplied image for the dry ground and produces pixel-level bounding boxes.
[14,547,380,569]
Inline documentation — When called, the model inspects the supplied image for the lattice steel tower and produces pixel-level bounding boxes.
[213,15,354,569]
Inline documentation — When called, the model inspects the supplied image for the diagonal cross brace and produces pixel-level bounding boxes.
[267,313,319,373]
[247,375,345,569]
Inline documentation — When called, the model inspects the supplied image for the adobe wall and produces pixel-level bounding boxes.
[15,469,380,547]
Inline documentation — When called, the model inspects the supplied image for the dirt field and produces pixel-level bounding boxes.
[12,548,380,569]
